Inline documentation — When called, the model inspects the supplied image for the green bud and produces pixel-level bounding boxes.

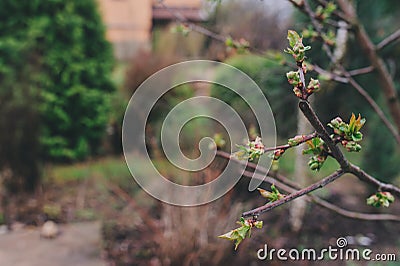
[307,78,320,94]
[367,192,395,208]
[286,71,301,86]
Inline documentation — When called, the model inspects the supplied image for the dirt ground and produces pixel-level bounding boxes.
[0,221,105,266]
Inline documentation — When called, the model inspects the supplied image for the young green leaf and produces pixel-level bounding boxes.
[287,30,301,48]
[257,184,285,202]
[218,217,263,250]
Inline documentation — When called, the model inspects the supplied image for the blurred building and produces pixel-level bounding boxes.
[97,0,206,61]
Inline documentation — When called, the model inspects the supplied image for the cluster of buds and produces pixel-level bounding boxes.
[315,2,337,21]
[233,136,265,161]
[328,114,366,152]
[285,31,320,99]
[273,148,285,160]
[286,71,303,98]
[225,37,250,54]
[306,78,320,94]
[367,192,395,208]
[302,137,327,171]
[340,140,361,152]
[308,155,327,171]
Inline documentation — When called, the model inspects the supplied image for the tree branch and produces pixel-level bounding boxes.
[311,64,349,83]
[348,163,400,195]
[310,194,400,222]
[263,132,317,152]
[289,0,400,143]
[311,64,400,143]
[242,170,344,217]
[348,66,374,76]
[218,150,400,221]
[242,170,400,222]
[298,100,349,168]
[376,28,400,51]
[298,100,400,197]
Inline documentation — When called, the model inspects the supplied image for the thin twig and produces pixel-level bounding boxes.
[376,28,400,51]
[301,0,335,60]
[242,170,344,217]
[157,0,226,42]
[299,100,349,168]
[348,163,400,195]
[242,170,400,222]
[310,194,400,222]
[311,64,349,83]
[218,150,400,221]
[348,66,374,76]
[263,132,317,152]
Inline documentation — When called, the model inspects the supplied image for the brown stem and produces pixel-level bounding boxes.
[263,132,317,152]
[298,100,349,169]
[217,149,400,220]
[348,163,400,195]
[310,194,400,222]
[311,64,349,83]
[218,150,400,221]
[242,170,344,217]
[348,66,374,76]
[376,29,400,51]
[242,170,400,222]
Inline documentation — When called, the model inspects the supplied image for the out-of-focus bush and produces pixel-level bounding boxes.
[0,0,115,162]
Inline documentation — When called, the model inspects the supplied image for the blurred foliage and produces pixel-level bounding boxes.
[0,0,114,163]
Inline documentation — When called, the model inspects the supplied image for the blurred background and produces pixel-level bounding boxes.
[0,0,399,265]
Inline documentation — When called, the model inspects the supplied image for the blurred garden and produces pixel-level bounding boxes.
[0,0,400,265]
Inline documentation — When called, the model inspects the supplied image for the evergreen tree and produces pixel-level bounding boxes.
[0,0,115,162]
